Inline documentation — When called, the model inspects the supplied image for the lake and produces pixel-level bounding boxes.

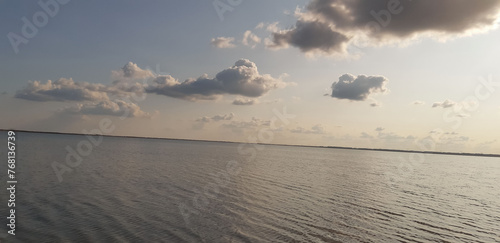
[1,131,499,242]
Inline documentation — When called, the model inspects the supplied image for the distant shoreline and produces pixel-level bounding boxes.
[1,129,499,158]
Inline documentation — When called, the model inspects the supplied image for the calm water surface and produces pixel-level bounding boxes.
[1,132,499,242]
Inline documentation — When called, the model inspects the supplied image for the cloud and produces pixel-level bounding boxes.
[331,74,388,101]
[146,59,288,101]
[242,30,262,48]
[269,20,349,54]
[256,22,280,32]
[413,100,425,105]
[370,101,381,107]
[232,98,258,106]
[17,60,287,105]
[111,62,154,80]
[477,139,497,147]
[427,130,471,146]
[60,100,155,118]
[15,62,154,103]
[456,114,470,118]
[14,63,159,118]
[268,0,500,55]
[377,132,410,140]
[211,37,236,48]
[430,129,451,134]
[360,132,373,139]
[362,129,415,141]
[15,78,111,102]
[196,113,235,123]
[290,124,326,134]
[221,118,271,132]
[440,135,470,144]
[432,99,457,108]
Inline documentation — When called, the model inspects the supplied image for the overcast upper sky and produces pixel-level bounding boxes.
[1,0,500,153]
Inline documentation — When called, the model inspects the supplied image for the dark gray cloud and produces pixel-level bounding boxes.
[270,20,349,54]
[146,59,288,101]
[269,0,500,54]
[331,74,388,101]
[307,0,500,37]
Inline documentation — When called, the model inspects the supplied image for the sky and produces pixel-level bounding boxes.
[1,0,500,153]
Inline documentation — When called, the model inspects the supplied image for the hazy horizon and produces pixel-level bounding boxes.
[5,129,500,157]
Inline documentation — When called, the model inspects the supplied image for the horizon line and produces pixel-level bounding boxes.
[1,128,499,158]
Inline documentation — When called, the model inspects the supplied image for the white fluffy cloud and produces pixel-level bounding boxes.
[146,59,288,101]
[16,60,287,120]
[111,62,154,80]
[268,0,500,55]
[331,74,388,101]
[15,63,156,118]
[242,30,262,48]
[211,37,236,48]
[15,62,154,103]
[15,78,111,102]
